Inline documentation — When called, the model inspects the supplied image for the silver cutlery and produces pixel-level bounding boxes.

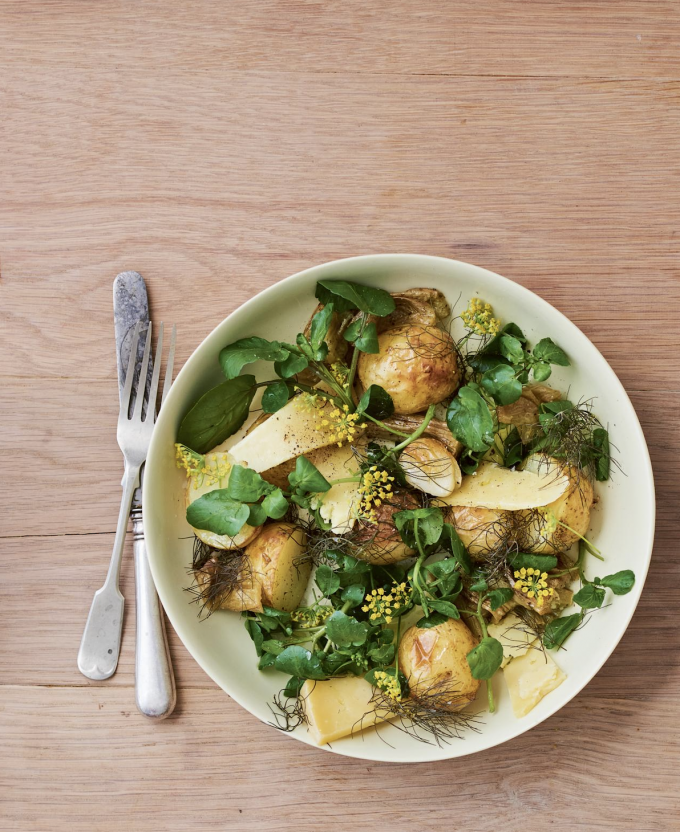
[78,310,175,705]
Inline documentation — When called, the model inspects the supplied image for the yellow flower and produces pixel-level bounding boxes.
[302,394,364,447]
[357,467,395,522]
[513,568,554,600]
[461,298,501,335]
[175,444,230,487]
[372,670,402,701]
[291,604,333,628]
[361,582,411,624]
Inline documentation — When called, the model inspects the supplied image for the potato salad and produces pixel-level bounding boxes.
[175,281,635,746]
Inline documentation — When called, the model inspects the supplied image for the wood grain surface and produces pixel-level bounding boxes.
[1,3,679,831]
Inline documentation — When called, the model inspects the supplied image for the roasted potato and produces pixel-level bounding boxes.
[194,555,263,613]
[446,505,511,558]
[399,437,462,498]
[357,325,460,415]
[351,490,419,564]
[246,522,311,611]
[398,618,480,710]
[518,455,594,553]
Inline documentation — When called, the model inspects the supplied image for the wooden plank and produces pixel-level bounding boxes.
[1,1,680,80]
[0,73,679,383]
[1,685,678,832]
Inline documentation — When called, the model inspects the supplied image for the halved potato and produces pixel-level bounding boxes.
[439,462,569,511]
[398,618,480,711]
[351,490,419,565]
[246,522,311,611]
[194,556,263,613]
[399,437,462,498]
[446,505,512,557]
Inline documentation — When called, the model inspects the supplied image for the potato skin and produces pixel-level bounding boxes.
[351,490,419,565]
[246,522,311,611]
[446,505,511,558]
[399,618,480,710]
[357,325,460,415]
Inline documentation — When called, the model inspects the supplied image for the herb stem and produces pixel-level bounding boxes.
[389,404,437,455]
[411,518,430,616]
[360,411,410,438]
[556,521,604,560]
[346,313,366,395]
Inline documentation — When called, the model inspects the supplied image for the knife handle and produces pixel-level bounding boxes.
[132,506,176,719]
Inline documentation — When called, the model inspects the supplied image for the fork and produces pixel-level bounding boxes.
[78,320,172,681]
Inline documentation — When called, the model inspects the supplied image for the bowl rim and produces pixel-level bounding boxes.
[144,253,656,762]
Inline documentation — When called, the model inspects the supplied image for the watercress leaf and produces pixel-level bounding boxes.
[440,523,472,574]
[573,584,606,609]
[508,553,558,572]
[186,490,250,537]
[288,455,332,494]
[274,646,327,680]
[394,507,444,548]
[540,399,574,416]
[446,385,495,452]
[466,637,504,680]
[177,375,256,454]
[325,611,369,648]
[341,584,367,609]
[365,442,408,486]
[310,302,335,352]
[424,558,458,579]
[533,337,570,367]
[459,448,484,475]
[543,612,582,650]
[499,335,525,365]
[262,488,289,519]
[261,380,291,413]
[368,643,395,664]
[592,428,611,481]
[282,677,305,699]
[247,503,267,526]
[416,612,448,629]
[470,576,488,593]
[315,564,341,596]
[258,652,277,670]
[274,351,309,379]
[487,587,515,611]
[480,364,523,406]
[243,619,264,655]
[343,317,363,343]
[480,322,527,356]
[357,384,395,420]
[532,362,552,382]
[428,598,460,619]
[227,465,273,502]
[354,322,380,354]
[261,639,285,656]
[600,570,635,595]
[316,280,396,317]
[219,336,291,379]
[467,354,511,374]
[260,607,293,629]
[503,426,524,468]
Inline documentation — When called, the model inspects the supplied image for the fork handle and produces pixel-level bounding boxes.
[132,506,176,719]
[77,463,139,680]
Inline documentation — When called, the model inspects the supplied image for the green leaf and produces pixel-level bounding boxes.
[365,442,408,486]
[508,553,558,572]
[428,598,460,619]
[600,570,635,595]
[416,612,448,629]
[341,584,367,609]
[282,676,305,699]
[539,400,574,420]
[177,375,256,454]
[466,637,504,680]
[258,651,277,670]
[499,335,525,364]
[394,507,444,548]
[532,362,552,382]
[368,643,395,664]
[315,564,341,596]
[357,384,395,420]
[481,364,523,405]
[274,352,309,379]
[503,426,524,468]
[573,584,606,609]
[243,619,263,655]
[316,280,396,317]
[325,611,369,648]
[592,428,611,481]
[354,322,379,354]
[467,354,511,374]
[261,381,291,413]
[262,488,289,519]
[480,323,527,356]
[288,455,332,494]
[440,524,472,574]
[274,646,327,680]
[219,336,291,379]
[543,613,582,650]
[227,465,273,502]
[186,490,250,537]
[470,577,488,593]
[309,302,335,353]
[247,502,267,526]
[533,337,570,367]
[261,639,285,656]
[343,318,362,343]
[446,384,495,452]
[487,588,515,611]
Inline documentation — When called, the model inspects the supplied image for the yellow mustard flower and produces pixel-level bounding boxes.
[513,567,554,600]
[291,604,333,629]
[361,581,411,624]
[372,670,402,701]
[357,466,394,522]
[461,297,501,336]
[175,444,230,487]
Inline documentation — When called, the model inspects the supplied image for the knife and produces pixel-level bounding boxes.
[114,271,176,719]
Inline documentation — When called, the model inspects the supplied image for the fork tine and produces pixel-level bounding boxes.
[133,321,153,421]
[121,321,141,417]
[161,324,176,407]
[144,322,164,422]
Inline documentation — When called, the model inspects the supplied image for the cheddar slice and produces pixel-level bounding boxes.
[301,677,392,745]
[503,647,566,718]
[440,462,569,510]
[487,613,536,668]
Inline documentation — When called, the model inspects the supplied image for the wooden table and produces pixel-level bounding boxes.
[2,3,679,830]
